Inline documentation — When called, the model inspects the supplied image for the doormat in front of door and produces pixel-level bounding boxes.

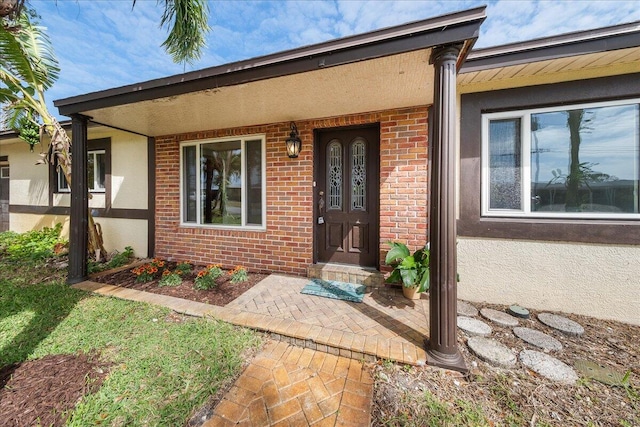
[301,278,366,303]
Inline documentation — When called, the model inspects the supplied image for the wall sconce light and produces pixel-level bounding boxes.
[285,122,302,158]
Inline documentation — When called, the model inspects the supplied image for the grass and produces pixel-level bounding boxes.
[0,229,262,426]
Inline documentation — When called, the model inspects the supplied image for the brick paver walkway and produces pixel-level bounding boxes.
[74,272,432,426]
[205,340,373,426]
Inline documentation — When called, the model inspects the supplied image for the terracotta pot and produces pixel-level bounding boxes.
[402,285,421,300]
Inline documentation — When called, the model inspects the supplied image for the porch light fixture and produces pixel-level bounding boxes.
[285,122,302,158]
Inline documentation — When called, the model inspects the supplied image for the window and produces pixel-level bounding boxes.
[0,167,8,179]
[181,135,266,229]
[482,99,640,218]
[57,150,106,193]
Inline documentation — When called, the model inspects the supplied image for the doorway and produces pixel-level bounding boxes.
[314,125,379,267]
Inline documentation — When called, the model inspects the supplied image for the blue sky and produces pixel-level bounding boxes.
[31,0,640,118]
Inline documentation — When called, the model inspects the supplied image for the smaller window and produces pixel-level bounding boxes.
[0,167,8,179]
[57,150,106,193]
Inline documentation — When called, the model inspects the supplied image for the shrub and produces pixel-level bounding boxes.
[88,246,135,274]
[175,261,192,275]
[158,270,182,287]
[0,224,65,261]
[229,265,248,283]
[194,264,223,290]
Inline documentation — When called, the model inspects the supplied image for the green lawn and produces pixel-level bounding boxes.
[0,229,262,426]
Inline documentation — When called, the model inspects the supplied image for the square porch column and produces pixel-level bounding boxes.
[67,114,89,284]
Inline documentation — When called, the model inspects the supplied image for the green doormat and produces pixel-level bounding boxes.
[301,278,366,303]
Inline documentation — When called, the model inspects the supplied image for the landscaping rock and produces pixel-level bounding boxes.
[457,300,479,317]
[538,313,585,336]
[467,337,517,368]
[513,327,562,351]
[457,316,492,336]
[508,304,530,319]
[480,308,519,327]
[519,350,578,385]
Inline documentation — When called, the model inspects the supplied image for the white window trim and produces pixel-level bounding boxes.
[482,98,640,219]
[57,150,106,193]
[0,166,8,179]
[179,134,267,231]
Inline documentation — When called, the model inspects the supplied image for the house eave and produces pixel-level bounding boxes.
[461,20,640,73]
[54,7,486,119]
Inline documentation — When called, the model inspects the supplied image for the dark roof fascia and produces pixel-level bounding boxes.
[461,20,640,73]
[0,120,92,140]
[55,6,486,116]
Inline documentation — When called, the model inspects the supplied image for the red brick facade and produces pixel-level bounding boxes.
[154,106,429,276]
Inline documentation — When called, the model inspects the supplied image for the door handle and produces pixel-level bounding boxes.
[318,191,325,214]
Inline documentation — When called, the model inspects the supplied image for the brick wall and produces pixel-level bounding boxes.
[154,106,429,276]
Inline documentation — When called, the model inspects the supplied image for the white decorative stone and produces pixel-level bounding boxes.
[480,308,519,327]
[457,316,492,336]
[538,313,584,336]
[457,300,479,317]
[513,327,563,351]
[467,337,517,368]
[519,350,578,385]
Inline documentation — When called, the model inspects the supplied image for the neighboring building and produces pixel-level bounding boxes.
[1,7,638,325]
[0,124,152,257]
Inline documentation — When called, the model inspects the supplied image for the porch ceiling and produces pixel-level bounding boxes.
[81,49,434,137]
[54,7,487,138]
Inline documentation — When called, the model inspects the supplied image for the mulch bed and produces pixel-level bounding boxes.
[92,261,268,306]
[0,353,108,427]
[371,303,640,426]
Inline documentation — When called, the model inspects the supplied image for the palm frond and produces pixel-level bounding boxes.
[158,0,209,64]
[0,12,59,92]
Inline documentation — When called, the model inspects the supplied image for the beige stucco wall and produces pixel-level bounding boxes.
[3,141,49,206]
[89,128,148,210]
[457,238,640,326]
[10,213,147,257]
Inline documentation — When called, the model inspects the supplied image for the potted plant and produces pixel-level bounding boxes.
[385,241,430,300]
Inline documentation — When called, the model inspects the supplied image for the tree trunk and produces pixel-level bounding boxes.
[46,119,107,260]
[565,110,583,211]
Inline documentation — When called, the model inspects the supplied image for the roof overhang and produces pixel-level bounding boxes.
[54,7,486,137]
[459,20,640,91]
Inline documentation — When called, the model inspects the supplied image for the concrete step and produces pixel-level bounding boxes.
[307,263,385,288]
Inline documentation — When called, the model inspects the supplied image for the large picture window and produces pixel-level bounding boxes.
[482,99,640,218]
[57,150,106,193]
[181,136,265,229]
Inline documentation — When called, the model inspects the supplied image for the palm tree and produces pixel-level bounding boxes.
[1,1,210,260]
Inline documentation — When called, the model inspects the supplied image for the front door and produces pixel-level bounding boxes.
[0,165,9,232]
[315,125,379,267]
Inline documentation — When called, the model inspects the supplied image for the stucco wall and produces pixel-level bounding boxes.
[4,142,49,206]
[457,237,640,326]
[9,213,147,257]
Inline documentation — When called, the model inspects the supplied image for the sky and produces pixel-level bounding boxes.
[27,0,640,118]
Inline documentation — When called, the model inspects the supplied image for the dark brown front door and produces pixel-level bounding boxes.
[315,125,379,267]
